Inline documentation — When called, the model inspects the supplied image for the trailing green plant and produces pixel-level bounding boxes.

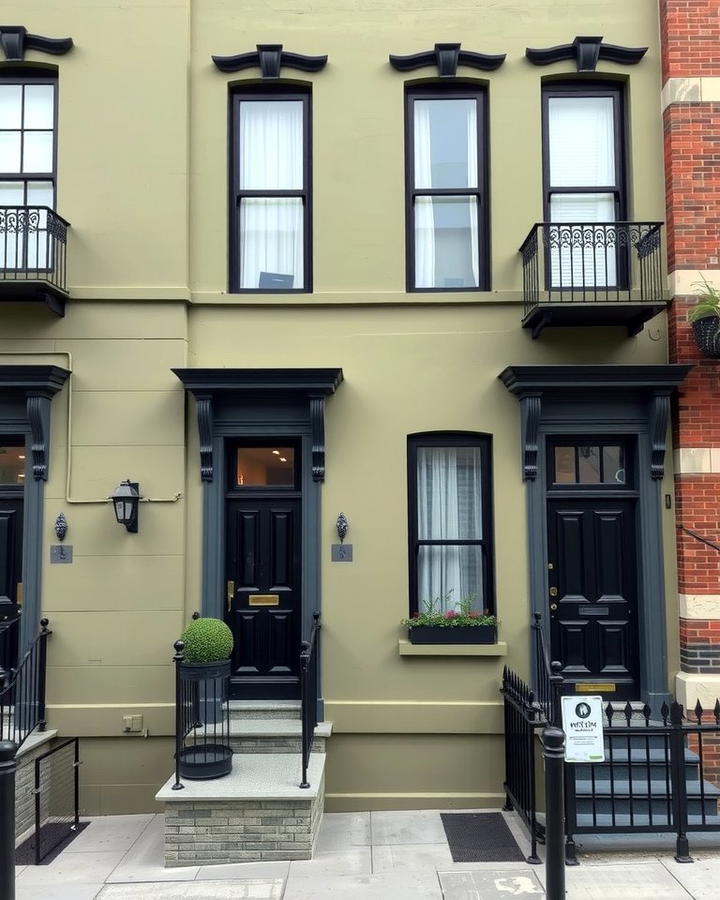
[688,275,720,323]
[401,592,497,628]
[181,617,234,663]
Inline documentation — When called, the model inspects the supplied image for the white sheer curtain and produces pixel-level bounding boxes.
[238,100,304,289]
[417,446,483,613]
[413,99,479,288]
[548,97,616,288]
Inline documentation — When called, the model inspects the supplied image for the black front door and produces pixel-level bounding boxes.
[0,495,23,670]
[226,491,302,699]
[547,497,640,700]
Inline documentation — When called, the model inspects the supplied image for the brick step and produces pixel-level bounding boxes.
[187,719,332,753]
[229,701,301,721]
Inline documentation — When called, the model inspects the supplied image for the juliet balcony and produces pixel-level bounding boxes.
[0,206,70,317]
[519,221,666,338]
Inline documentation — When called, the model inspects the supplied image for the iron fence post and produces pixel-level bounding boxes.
[73,737,80,828]
[670,701,693,863]
[0,739,17,900]
[37,619,50,732]
[542,726,566,900]
[299,641,310,789]
[172,641,185,791]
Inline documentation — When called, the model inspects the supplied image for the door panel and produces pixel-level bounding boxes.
[548,498,639,699]
[0,497,23,673]
[226,498,301,699]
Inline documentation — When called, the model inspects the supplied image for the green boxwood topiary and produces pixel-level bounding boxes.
[181,617,234,663]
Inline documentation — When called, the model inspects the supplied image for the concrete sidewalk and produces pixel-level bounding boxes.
[14,809,720,899]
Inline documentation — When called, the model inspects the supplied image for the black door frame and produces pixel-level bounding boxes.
[499,365,693,710]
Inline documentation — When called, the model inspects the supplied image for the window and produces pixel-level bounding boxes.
[405,86,488,291]
[408,433,494,615]
[549,438,631,489]
[0,441,25,485]
[229,87,311,292]
[0,73,56,269]
[542,83,625,288]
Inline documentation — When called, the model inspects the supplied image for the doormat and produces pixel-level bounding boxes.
[440,812,525,863]
[15,821,88,865]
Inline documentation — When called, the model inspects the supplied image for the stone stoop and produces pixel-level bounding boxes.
[155,701,330,867]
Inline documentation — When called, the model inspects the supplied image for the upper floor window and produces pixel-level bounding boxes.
[542,83,625,287]
[0,73,56,268]
[229,87,311,293]
[407,433,494,615]
[405,85,488,292]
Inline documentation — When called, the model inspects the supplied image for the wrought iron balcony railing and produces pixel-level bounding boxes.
[0,205,70,316]
[519,221,666,337]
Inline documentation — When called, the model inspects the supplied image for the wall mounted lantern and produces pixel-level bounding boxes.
[111,480,140,533]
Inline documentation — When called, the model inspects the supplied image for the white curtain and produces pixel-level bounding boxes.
[548,97,616,289]
[239,100,304,289]
[413,100,479,288]
[417,446,483,612]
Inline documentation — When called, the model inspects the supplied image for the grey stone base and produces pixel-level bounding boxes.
[229,736,326,754]
[163,772,324,867]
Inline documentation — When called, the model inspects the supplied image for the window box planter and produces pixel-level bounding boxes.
[408,624,497,645]
[692,316,720,359]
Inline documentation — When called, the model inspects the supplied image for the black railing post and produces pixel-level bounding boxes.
[0,740,17,900]
[172,640,185,791]
[299,640,310,789]
[549,661,563,729]
[670,701,693,863]
[37,618,50,732]
[542,726,566,899]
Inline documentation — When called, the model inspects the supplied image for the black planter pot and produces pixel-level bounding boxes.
[692,316,720,358]
[408,625,497,645]
[177,658,232,780]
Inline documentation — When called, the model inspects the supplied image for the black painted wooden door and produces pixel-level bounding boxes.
[226,498,301,699]
[547,499,639,700]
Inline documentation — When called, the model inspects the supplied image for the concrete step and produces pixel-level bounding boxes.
[188,718,332,753]
[575,748,701,782]
[575,811,720,829]
[575,778,720,817]
[229,700,301,721]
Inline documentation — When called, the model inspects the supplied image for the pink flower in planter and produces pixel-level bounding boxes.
[444,610,458,619]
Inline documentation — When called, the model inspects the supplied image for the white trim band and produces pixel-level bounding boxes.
[679,594,720,619]
[662,77,720,111]
[673,448,720,475]
[668,269,720,296]
[676,672,720,710]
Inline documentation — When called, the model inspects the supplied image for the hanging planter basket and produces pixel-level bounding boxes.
[692,316,720,359]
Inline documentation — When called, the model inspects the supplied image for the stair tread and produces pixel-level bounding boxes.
[575,778,720,796]
[192,719,332,738]
[229,701,301,710]
[580,748,699,763]
[156,751,325,802]
[575,813,720,827]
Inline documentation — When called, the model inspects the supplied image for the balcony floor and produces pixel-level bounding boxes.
[522,301,666,339]
[0,279,67,316]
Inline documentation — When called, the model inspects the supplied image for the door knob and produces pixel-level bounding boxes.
[550,603,558,611]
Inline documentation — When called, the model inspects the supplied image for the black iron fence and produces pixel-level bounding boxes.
[532,613,562,728]
[0,619,50,751]
[501,666,543,863]
[0,206,70,294]
[300,611,321,789]
[519,221,664,318]
[172,640,232,788]
[32,737,80,865]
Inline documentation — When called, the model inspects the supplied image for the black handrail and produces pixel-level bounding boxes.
[532,613,563,727]
[0,206,70,294]
[299,611,321,789]
[0,618,51,751]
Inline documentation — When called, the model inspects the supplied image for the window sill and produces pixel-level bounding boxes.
[397,639,508,657]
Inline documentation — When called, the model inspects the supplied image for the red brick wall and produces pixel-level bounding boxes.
[661,0,720,680]
[661,0,720,80]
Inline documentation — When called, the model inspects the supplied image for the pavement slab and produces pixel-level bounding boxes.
[16,884,103,900]
[98,880,285,899]
[440,868,544,898]
[283,871,443,898]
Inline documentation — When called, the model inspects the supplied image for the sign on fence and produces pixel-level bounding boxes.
[561,696,605,763]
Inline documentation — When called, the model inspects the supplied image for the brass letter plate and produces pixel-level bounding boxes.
[577,683,615,693]
[249,594,280,607]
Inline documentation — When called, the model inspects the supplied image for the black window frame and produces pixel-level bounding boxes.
[541,80,627,225]
[404,83,489,293]
[0,69,58,273]
[407,431,495,616]
[228,84,312,294]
